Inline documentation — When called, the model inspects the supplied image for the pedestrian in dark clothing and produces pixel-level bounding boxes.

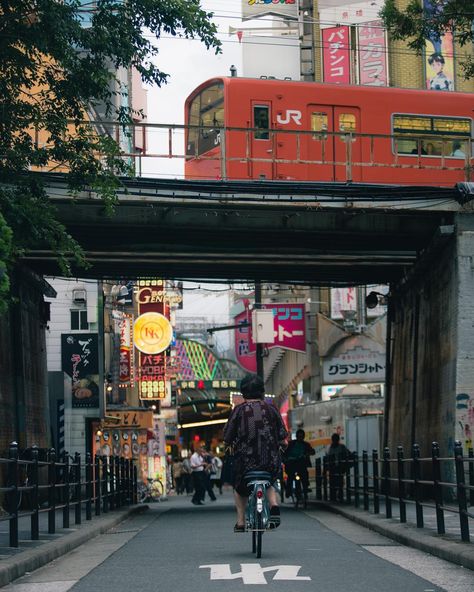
[284,428,315,496]
[325,433,351,501]
[202,450,217,502]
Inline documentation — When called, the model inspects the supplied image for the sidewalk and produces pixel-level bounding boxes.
[0,505,147,587]
[306,497,474,571]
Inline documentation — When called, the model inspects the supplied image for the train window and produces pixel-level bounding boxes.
[311,113,328,138]
[393,114,472,157]
[339,113,356,132]
[254,106,269,140]
[186,83,224,157]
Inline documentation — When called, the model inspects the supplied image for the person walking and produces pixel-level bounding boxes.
[202,449,217,502]
[190,446,207,505]
[182,454,193,495]
[211,454,224,494]
[172,458,184,494]
[224,374,288,532]
[325,433,351,502]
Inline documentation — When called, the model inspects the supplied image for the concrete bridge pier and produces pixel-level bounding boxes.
[387,212,474,457]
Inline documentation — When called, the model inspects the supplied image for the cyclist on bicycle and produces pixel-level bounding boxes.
[224,374,288,532]
[284,429,315,497]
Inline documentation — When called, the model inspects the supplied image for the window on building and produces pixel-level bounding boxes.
[392,114,471,157]
[71,309,88,330]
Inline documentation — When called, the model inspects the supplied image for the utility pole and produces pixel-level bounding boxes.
[255,281,264,381]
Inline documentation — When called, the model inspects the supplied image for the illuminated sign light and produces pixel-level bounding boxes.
[178,419,228,429]
[134,312,173,355]
[178,379,238,389]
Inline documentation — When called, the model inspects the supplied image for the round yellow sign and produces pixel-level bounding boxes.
[133,312,173,354]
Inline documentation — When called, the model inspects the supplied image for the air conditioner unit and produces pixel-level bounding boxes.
[72,289,87,303]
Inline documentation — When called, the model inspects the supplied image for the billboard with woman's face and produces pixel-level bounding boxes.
[423,0,455,91]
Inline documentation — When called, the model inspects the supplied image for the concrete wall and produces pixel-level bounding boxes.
[388,234,458,457]
[0,268,51,452]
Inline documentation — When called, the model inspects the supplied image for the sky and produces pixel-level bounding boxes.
[142,1,243,179]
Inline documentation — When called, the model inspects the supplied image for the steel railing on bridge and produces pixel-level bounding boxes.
[313,440,474,543]
[32,121,474,183]
[0,442,138,548]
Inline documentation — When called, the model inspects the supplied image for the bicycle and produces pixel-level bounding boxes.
[137,477,165,503]
[244,471,273,559]
[289,471,307,510]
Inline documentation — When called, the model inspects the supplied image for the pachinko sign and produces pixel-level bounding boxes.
[134,280,171,400]
[234,301,306,372]
[322,26,351,84]
[242,0,297,22]
[358,21,388,86]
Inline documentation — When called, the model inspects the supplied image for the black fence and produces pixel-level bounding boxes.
[0,442,138,547]
[314,440,474,543]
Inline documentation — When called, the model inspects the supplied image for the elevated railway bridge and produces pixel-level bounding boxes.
[14,172,474,455]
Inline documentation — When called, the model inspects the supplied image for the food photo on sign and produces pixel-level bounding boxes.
[61,333,100,408]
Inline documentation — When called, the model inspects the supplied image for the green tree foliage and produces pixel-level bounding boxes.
[0,0,221,311]
[380,0,474,80]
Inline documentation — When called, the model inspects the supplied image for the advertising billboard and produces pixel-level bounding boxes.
[358,21,388,86]
[322,26,351,84]
[61,333,99,408]
[242,0,298,22]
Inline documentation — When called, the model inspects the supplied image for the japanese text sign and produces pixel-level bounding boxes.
[234,302,306,372]
[322,26,351,84]
[358,21,388,86]
[323,346,385,384]
[61,333,99,408]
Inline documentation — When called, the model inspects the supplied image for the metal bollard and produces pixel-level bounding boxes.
[353,452,359,508]
[30,445,39,540]
[85,453,92,520]
[397,446,406,523]
[8,442,19,547]
[454,440,470,542]
[315,457,323,501]
[468,447,474,507]
[95,455,101,516]
[48,448,57,534]
[372,450,380,514]
[362,451,369,511]
[63,451,70,529]
[114,456,121,508]
[102,456,109,513]
[322,456,328,501]
[74,452,81,525]
[412,443,423,528]
[431,442,445,535]
[383,447,392,518]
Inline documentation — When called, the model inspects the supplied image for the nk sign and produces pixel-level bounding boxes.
[133,312,173,354]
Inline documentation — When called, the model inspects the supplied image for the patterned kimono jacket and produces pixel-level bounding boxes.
[223,399,288,487]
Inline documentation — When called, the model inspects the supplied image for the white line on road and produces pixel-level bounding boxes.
[200,564,312,584]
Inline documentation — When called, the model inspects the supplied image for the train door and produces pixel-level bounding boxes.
[306,106,361,182]
[333,107,362,182]
[249,102,274,179]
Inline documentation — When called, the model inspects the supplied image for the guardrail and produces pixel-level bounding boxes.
[315,440,474,543]
[0,442,138,547]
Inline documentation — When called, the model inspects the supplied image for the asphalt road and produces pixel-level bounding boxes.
[3,493,474,592]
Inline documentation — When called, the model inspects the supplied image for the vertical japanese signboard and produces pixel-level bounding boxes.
[135,280,170,400]
[322,26,351,84]
[358,21,388,86]
[118,313,133,386]
[61,333,99,408]
[234,302,306,372]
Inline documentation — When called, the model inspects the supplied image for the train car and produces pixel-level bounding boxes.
[184,77,473,186]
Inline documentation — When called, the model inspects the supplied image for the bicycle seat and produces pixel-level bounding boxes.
[244,471,272,483]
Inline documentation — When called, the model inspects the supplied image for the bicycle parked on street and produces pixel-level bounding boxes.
[245,471,273,559]
[137,477,165,503]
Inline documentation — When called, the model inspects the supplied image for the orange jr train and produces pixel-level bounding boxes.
[184,77,473,186]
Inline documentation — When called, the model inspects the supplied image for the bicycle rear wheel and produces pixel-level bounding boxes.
[149,479,164,502]
[256,513,263,559]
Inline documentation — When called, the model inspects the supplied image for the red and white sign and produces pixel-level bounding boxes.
[322,26,351,84]
[234,302,306,372]
[358,21,388,86]
[331,287,357,319]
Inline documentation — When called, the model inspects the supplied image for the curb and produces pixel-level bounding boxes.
[309,501,474,571]
[0,505,148,588]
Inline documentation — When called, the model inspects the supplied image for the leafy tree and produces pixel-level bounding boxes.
[380,0,474,80]
[0,0,221,312]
